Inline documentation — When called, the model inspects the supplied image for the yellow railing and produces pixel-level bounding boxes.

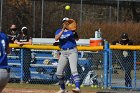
[9,44,140,51]
[110,45,140,50]
[9,44,103,51]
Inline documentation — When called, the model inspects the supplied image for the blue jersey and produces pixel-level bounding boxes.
[0,32,9,68]
[55,29,77,49]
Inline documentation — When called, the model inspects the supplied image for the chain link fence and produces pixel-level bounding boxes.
[111,50,135,88]
[7,45,140,91]
[110,50,140,89]
[8,48,104,87]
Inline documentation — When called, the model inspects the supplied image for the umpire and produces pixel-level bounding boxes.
[113,33,133,87]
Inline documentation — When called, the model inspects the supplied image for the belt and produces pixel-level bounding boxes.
[61,47,75,50]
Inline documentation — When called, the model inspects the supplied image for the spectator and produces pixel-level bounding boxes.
[14,26,32,83]
[0,31,10,92]
[112,33,133,87]
[7,24,19,43]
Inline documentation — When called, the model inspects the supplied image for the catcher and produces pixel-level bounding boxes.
[55,17,81,93]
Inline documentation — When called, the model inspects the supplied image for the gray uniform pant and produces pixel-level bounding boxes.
[56,47,78,76]
[0,69,10,93]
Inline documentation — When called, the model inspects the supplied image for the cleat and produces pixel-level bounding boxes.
[72,88,81,93]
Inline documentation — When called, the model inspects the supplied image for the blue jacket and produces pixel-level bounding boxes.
[0,32,9,68]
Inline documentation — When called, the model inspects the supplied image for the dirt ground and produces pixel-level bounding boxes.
[3,88,96,93]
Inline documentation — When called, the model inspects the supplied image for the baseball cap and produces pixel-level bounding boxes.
[121,33,128,40]
[21,26,27,31]
[62,17,69,22]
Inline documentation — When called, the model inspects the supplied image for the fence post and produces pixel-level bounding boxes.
[133,51,137,89]
[103,41,110,88]
[108,49,112,87]
[20,49,24,83]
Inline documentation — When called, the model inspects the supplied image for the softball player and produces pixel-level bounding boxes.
[0,31,10,93]
[55,18,81,93]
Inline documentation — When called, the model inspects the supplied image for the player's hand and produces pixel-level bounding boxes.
[116,43,121,45]
[16,42,24,46]
[62,21,69,30]
[19,42,24,46]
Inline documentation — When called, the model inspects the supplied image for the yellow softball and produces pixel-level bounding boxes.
[65,5,70,10]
